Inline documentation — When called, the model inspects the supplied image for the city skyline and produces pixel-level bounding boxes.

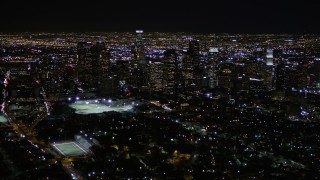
[0,31,320,179]
[1,0,320,178]
[1,0,319,33]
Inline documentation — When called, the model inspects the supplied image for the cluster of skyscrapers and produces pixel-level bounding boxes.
[1,32,320,179]
[75,31,286,97]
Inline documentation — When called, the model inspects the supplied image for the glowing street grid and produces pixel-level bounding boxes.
[69,100,133,115]
[52,142,88,156]
[0,115,8,123]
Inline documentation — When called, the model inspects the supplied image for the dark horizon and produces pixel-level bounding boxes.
[1,31,319,35]
[1,0,319,34]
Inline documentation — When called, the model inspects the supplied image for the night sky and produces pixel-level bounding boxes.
[0,0,319,33]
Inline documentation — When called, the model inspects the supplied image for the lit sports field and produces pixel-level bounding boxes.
[0,115,8,123]
[69,100,133,115]
[52,142,88,156]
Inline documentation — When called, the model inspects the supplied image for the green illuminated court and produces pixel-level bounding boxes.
[69,100,133,114]
[52,142,88,156]
[0,115,8,123]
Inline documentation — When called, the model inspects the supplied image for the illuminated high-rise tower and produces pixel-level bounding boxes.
[310,58,320,88]
[163,49,179,94]
[207,48,219,88]
[182,48,194,87]
[77,41,110,91]
[77,42,94,89]
[130,30,149,89]
[189,40,200,55]
[263,48,275,89]
[189,40,203,86]
[266,49,274,66]
[149,61,163,92]
[135,30,146,64]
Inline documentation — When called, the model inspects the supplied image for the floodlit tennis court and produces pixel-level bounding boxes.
[52,142,88,156]
[69,100,133,115]
[0,115,8,123]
